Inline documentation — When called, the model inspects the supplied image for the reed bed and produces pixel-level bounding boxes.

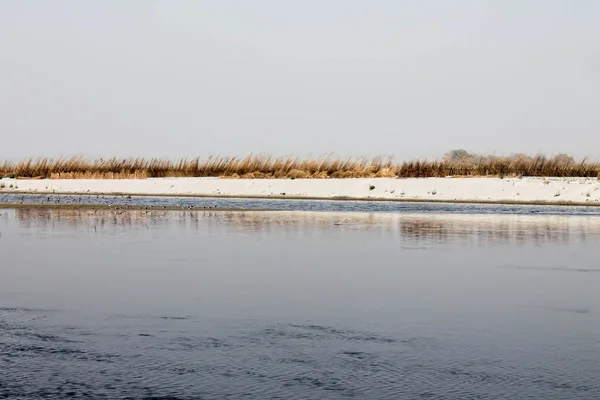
[1,153,599,179]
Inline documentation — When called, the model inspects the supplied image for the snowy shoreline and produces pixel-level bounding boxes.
[1,177,600,206]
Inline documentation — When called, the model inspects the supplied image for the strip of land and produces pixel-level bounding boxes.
[1,177,599,206]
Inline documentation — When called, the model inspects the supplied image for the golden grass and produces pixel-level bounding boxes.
[1,153,599,179]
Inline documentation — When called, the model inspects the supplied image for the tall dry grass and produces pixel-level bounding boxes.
[1,153,599,179]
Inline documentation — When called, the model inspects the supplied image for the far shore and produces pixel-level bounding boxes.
[1,176,600,207]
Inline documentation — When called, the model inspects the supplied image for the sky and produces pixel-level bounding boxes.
[1,0,599,161]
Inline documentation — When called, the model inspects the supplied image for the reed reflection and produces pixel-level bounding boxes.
[10,208,600,247]
[396,214,593,247]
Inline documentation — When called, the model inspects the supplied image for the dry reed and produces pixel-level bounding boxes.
[1,153,599,180]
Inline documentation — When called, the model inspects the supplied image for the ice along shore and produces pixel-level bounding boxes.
[1,176,600,206]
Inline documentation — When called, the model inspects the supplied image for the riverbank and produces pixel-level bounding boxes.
[1,176,600,206]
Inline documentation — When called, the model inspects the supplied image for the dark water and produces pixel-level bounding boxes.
[1,208,600,399]
[3,192,600,215]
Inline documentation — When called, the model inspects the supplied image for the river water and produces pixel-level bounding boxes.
[1,207,599,399]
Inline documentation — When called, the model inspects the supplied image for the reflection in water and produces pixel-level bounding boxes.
[9,207,600,247]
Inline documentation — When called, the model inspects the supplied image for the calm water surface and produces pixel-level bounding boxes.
[1,208,600,399]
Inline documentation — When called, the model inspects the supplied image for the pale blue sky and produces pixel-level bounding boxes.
[1,0,598,160]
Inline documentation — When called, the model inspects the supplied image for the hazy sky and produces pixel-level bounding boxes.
[1,0,599,161]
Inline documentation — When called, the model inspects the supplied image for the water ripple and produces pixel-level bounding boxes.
[3,192,600,215]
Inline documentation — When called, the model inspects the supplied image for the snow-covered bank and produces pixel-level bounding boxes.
[2,177,600,205]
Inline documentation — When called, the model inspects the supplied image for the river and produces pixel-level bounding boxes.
[1,207,599,399]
